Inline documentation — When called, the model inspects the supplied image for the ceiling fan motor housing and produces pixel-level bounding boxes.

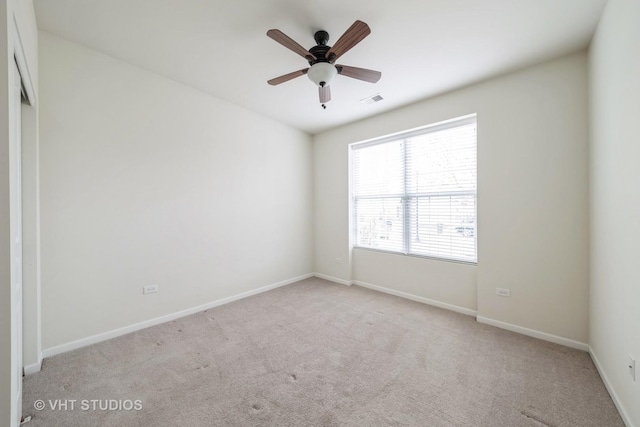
[309,30,334,64]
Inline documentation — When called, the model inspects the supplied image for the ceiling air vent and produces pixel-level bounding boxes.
[361,93,384,105]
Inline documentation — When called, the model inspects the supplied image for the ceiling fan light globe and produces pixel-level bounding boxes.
[308,62,337,87]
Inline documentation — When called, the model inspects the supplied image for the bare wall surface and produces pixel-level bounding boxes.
[589,0,640,424]
[314,52,589,343]
[353,250,478,314]
[38,32,313,350]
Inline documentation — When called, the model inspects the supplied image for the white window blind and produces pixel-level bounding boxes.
[351,115,477,263]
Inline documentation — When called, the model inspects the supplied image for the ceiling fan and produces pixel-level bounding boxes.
[267,20,381,108]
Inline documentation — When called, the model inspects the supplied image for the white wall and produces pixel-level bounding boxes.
[314,52,589,344]
[38,32,313,350]
[589,0,640,424]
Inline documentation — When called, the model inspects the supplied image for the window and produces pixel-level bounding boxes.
[351,115,477,263]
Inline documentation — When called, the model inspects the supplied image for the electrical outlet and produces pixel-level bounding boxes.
[496,288,510,297]
[143,284,158,295]
[629,354,636,381]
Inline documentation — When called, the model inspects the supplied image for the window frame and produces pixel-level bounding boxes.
[350,114,477,265]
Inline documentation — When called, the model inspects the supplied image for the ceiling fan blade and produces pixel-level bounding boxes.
[268,68,309,86]
[319,85,331,103]
[267,29,317,61]
[327,20,371,62]
[336,65,381,83]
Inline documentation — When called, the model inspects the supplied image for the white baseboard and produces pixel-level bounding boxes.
[589,346,635,427]
[313,272,353,286]
[42,273,313,358]
[352,279,478,317]
[476,316,589,351]
[23,356,42,375]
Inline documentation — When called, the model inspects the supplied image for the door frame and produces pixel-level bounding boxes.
[8,11,36,427]
[9,54,23,427]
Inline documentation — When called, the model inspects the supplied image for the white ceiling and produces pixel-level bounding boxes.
[34,0,607,134]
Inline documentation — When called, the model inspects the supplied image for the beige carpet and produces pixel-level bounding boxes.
[22,278,623,426]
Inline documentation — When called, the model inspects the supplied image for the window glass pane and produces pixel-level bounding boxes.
[354,197,404,253]
[352,140,404,196]
[408,195,476,262]
[406,123,476,194]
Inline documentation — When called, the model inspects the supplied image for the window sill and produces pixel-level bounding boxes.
[352,246,477,266]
